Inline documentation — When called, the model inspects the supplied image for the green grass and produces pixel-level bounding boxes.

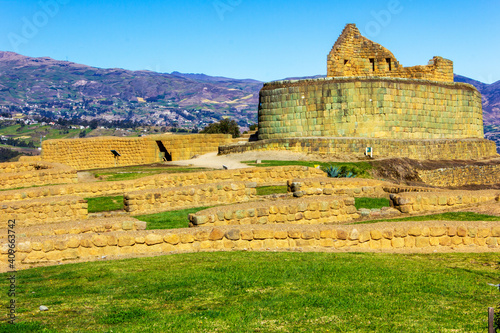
[354,197,391,210]
[0,252,498,332]
[243,160,373,178]
[136,206,211,229]
[86,196,124,213]
[256,185,288,196]
[357,211,500,224]
[90,165,213,181]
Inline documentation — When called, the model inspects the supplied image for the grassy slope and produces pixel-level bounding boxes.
[0,252,498,332]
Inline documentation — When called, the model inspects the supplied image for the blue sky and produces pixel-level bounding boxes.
[0,0,498,83]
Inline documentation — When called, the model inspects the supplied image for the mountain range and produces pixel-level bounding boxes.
[0,51,499,132]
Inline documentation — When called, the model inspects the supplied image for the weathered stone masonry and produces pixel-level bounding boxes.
[258,77,483,140]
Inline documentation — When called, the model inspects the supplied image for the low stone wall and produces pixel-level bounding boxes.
[418,164,500,187]
[0,162,77,190]
[287,178,391,198]
[0,217,146,239]
[219,138,498,160]
[390,190,500,214]
[188,196,359,227]
[2,222,499,271]
[125,182,257,216]
[1,196,88,228]
[0,166,324,203]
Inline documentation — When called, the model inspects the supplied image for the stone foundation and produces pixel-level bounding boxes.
[0,162,77,190]
[188,196,359,227]
[2,222,499,272]
[0,166,325,203]
[418,164,500,187]
[1,196,88,227]
[125,181,257,216]
[390,190,500,214]
[219,137,497,160]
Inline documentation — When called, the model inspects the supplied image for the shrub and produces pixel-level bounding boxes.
[200,118,240,138]
[324,165,359,178]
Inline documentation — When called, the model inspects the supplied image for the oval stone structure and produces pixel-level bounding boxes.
[258,76,483,140]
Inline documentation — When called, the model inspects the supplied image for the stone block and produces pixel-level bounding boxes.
[118,235,135,247]
[457,227,467,237]
[164,234,180,245]
[370,230,382,240]
[391,238,404,248]
[253,229,274,240]
[225,229,240,240]
[336,229,347,240]
[180,233,195,243]
[274,231,288,239]
[408,227,421,236]
[241,230,253,240]
[430,227,446,237]
[209,228,225,241]
[92,235,108,247]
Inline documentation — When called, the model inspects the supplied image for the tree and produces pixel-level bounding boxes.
[200,118,240,138]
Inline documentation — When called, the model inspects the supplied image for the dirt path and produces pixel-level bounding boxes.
[169,151,327,169]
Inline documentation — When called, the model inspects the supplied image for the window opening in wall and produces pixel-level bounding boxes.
[386,58,392,71]
[369,58,375,71]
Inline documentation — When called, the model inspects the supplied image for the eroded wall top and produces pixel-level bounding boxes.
[327,24,453,82]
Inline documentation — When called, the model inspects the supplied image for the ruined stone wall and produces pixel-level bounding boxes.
[418,165,500,187]
[390,190,500,214]
[327,24,453,82]
[3,222,499,271]
[125,182,257,216]
[0,166,325,203]
[258,77,483,141]
[219,138,497,160]
[1,196,88,228]
[188,196,358,227]
[0,162,77,190]
[287,178,391,198]
[41,134,232,170]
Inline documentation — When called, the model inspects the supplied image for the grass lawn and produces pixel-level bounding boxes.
[136,206,211,229]
[86,196,124,213]
[1,252,498,332]
[354,197,391,210]
[243,160,373,178]
[89,165,213,181]
[256,185,288,196]
[357,211,500,224]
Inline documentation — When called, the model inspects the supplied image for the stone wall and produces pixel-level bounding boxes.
[125,182,257,216]
[41,134,232,170]
[219,138,497,160]
[0,166,325,203]
[418,164,500,187]
[151,134,232,161]
[287,178,391,198]
[327,24,453,82]
[390,190,500,214]
[188,196,359,227]
[3,222,499,271]
[0,162,77,190]
[1,196,88,228]
[0,217,146,239]
[258,77,483,141]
